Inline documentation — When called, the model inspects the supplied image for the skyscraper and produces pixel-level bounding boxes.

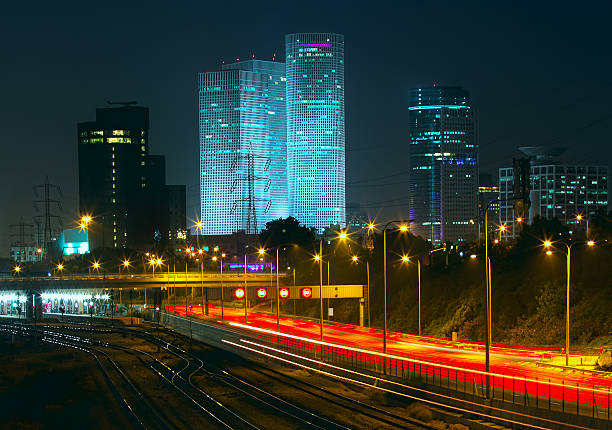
[285,33,346,231]
[408,86,478,244]
[78,104,150,249]
[78,103,180,250]
[199,60,288,235]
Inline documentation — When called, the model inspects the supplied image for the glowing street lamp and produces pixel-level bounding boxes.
[13,265,22,276]
[543,238,596,365]
[382,220,411,356]
[400,254,423,335]
[90,260,101,275]
[351,255,359,263]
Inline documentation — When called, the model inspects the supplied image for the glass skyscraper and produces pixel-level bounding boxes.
[285,33,346,232]
[408,86,478,244]
[199,60,288,235]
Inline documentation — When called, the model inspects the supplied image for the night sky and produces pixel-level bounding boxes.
[1,1,611,256]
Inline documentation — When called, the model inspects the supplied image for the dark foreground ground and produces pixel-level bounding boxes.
[0,338,133,430]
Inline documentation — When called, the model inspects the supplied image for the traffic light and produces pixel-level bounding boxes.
[256,288,267,299]
[279,288,290,299]
[300,287,313,299]
[233,287,245,299]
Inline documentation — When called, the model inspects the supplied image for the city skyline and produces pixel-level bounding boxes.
[1,3,611,255]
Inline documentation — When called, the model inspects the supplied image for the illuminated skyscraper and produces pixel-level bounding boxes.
[199,60,287,235]
[408,86,478,244]
[285,33,345,231]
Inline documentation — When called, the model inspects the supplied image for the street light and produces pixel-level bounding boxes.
[121,259,131,274]
[382,220,410,357]
[13,265,21,276]
[258,247,282,332]
[575,214,589,239]
[212,253,225,319]
[91,260,101,275]
[543,239,595,366]
[400,254,423,335]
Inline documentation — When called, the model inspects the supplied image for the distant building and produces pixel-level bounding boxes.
[478,173,500,239]
[408,86,478,244]
[285,33,346,232]
[189,231,258,259]
[199,60,288,235]
[9,246,41,263]
[78,103,184,250]
[56,228,89,257]
[499,147,609,238]
[167,185,187,247]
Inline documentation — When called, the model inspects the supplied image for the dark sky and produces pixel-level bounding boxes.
[1,1,611,256]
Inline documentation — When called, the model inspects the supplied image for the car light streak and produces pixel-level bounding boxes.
[224,339,591,430]
[228,322,610,395]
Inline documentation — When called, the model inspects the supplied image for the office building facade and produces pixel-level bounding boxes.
[408,86,478,244]
[285,33,346,232]
[78,104,182,250]
[78,105,150,249]
[199,60,288,235]
[499,163,609,239]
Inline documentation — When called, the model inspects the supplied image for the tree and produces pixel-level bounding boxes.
[589,211,612,242]
[258,217,316,248]
[515,215,570,250]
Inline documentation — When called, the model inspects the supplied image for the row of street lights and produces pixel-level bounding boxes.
[21,212,597,373]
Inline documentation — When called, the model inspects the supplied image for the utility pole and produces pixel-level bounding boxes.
[9,217,34,262]
[33,177,63,261]
[230,142,271,234]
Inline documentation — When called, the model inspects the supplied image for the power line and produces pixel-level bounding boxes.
[32,176,63,261]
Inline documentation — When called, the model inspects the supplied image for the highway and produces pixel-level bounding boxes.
[166,303,612,414]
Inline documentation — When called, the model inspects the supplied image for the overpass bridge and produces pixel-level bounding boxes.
[0,272,365,321]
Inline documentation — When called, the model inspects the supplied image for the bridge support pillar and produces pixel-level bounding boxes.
[25,290,42,321]
[359,298,365,326]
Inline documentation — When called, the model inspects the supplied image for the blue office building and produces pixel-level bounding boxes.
[408,86,478,244]
[285,33,346,232]
[199,60,288,235]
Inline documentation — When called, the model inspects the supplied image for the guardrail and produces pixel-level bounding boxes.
[226,322,611,426]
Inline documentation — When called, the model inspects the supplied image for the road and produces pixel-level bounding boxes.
[166,303,612,411]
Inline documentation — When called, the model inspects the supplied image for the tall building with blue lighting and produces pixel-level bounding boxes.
[285,33,346,232]
[199,60,288,235]
[408,86,478,244]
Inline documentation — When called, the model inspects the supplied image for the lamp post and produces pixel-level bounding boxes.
[120,259,130,275]
[244,252,248,323]
[258,247,282,332]
[576,214,589,239]
[544,239,595,366]
[315,241,323,341]
[382,221,409,355]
